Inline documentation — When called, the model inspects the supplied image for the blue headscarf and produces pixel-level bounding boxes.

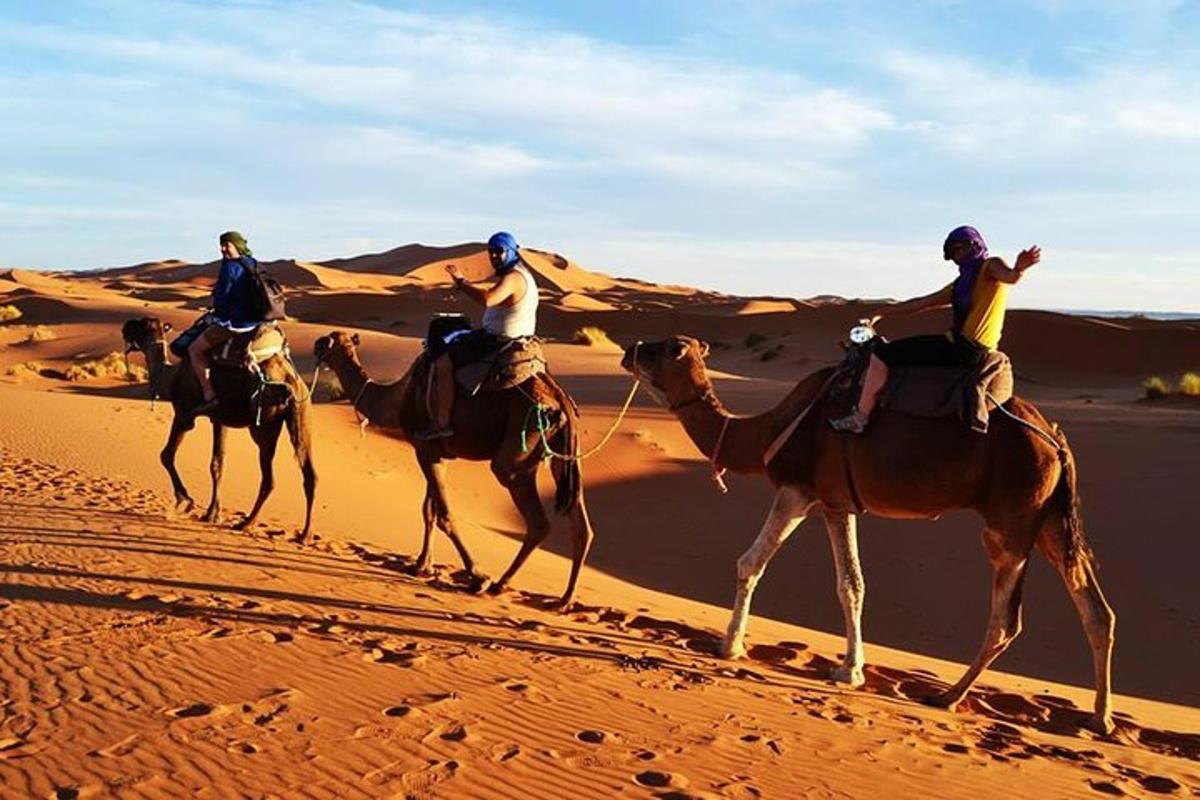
[487,231,521,272]
[944,226,989,334]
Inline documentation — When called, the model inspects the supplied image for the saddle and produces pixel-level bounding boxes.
[832,342,1013,433]
[211,323,287,370]
[454,337,547,395]
[878,351,1013,433]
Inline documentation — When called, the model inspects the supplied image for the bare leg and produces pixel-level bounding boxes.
[187,335,216,403]
[929,528,1029,709]
[161,416,195,512]
[723,486,813,659]
[823,508,867,686]
[554,457,595,609]
[235,419,283,531]
[201,423,227,522]
[857,354,889,417]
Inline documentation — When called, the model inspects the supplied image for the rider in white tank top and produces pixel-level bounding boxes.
[482,265,538,339]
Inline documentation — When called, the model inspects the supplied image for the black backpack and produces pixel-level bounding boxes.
[249,262,287,321]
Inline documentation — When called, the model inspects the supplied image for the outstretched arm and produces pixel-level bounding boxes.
[986,245,1040,285]
[446,264,522,308]
[879,284,953,320]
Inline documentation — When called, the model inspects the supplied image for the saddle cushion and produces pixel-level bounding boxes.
[211,323,286,368]
[879,350,1013,433]
[454,337,546,395]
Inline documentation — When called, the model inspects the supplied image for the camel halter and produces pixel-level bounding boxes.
[351,379,374,437]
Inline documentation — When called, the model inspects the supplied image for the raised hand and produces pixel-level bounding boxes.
[1015,245,1041,272]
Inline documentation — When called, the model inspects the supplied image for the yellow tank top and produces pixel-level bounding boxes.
[958,269,1009,351]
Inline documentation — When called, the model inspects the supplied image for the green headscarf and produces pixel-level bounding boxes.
[219,230,253,257]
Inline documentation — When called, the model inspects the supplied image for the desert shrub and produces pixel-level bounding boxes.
[1142,376,1170,400]
[1179,372,1200,396]
[64,352,147,383]
[25,325,56,343]
[6,361,47,379]
[0,305,22,322]
[743,332,768,349]
[572,326,620,349]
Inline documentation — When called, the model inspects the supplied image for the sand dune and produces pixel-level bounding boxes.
[1,242,1197,797]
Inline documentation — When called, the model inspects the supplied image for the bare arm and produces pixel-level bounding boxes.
[446,265,523,308]
[880,284,953,320]
[986,245,1041,285]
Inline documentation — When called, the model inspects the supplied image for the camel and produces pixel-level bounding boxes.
[622,336,1115,734]
[312,331,595,608]
[121,317,317,541]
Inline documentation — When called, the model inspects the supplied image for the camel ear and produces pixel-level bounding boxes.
[671,340,689,360]
[351,333,361,346]
[698,340,710,359]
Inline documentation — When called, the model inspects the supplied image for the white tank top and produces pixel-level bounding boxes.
[482,265,538,338]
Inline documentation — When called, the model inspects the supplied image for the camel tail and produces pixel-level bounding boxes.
[541,373,582,515]
[1051,427,1093,576]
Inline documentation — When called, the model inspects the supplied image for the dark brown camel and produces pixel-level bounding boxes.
[312,331,595,608]
[622,336,1115,734]
[121,317,317,541]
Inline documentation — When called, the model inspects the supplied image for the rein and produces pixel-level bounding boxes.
[351,379,374,437]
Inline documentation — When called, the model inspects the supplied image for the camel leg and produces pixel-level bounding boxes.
[488,469,551,600]
[722,486,813,659]
[823,508,867,687]
[928,528,1029,710]
[416,449,484,590]
[286,409,317,543]
[234,419,283,531]
[412,488,437,575]
[1037,526,1116,734]
[200,423,227,523]
[161,416,195,513]
[556,479,595,610]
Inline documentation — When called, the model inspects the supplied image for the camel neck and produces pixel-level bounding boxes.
[674,399,767,475]
[325,356,373,410]
[143,338,174,398]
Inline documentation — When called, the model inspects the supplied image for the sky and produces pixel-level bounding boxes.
[2,0,1199,311]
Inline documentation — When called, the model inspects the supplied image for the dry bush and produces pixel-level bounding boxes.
[25,325,56,343]
[572,326,621,350]
[6,361,47,379]
[1142,376,1170,400]
[0,305,22,322]
[65,352,147,383]
[1178,372,1200,396]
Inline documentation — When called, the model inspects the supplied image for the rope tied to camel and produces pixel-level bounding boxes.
[520,373,641,462]
[351,379,374,438]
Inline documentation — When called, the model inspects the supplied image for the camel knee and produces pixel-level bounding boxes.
[836,574,865,607]
[735,552,763,583]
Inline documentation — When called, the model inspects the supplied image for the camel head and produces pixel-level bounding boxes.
[121,317,172,353]
[312,331,361,367]
[621,336,712,403]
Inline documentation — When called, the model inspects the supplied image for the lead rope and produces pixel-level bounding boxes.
[308,363,322,399]
[710,415,731,494]
[352,380,374,438]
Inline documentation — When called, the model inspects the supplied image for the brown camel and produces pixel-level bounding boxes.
[121,317,317,541]
[312,331,596,607]
[622,336,1115,734]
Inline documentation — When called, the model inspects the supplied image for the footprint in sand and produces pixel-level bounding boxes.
[167,703,214,719]
[383,705,415,719]
[634,770,688,789]
[576,730,606,744]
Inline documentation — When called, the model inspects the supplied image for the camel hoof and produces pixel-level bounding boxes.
[548,597,574,613]
[831,664,866,688]
[200,509,220,523]
[290,531,310,545]
[485,582,507,597]
[175,497,195,514]
[720,640,747,661]
[1086,714,1115,736]
[466,575,490,595]
[405,562,431,577]
[232,518,253,532]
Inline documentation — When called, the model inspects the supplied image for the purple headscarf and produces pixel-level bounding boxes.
[944,225,989,334]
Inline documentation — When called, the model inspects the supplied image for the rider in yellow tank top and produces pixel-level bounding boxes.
[829,225,1040,433]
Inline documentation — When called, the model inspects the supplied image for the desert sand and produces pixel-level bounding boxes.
[1,244,1197,798]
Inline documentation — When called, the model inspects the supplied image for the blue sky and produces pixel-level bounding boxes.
[2,0,1198,311]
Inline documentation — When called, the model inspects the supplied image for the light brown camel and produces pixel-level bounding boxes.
[622,336,1115,734]
[122,317,317,541]
[312,331,596,608]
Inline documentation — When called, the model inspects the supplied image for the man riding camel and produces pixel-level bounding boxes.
[830,225,1040,433]
[417,231,539,440]
[187,230,266,418]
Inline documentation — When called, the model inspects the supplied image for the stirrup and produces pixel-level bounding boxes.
[829,410,868,434]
